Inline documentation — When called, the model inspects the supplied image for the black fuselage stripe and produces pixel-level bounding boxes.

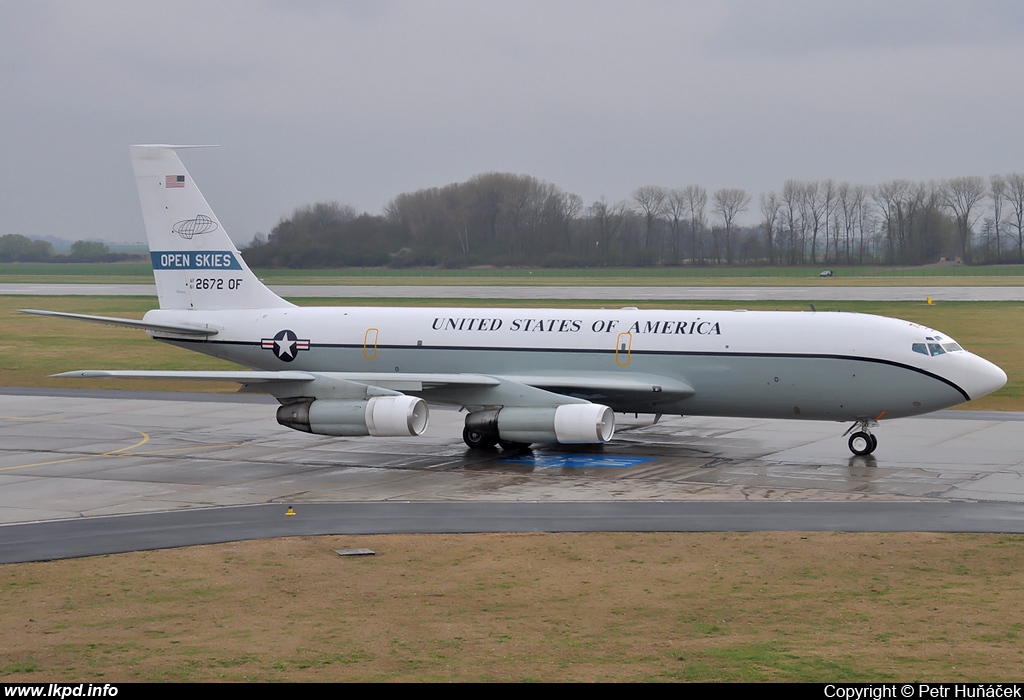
[161,338,972,402]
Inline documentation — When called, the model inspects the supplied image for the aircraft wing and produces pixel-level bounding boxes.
[282,371,694,405]
[20,309,219,337]
[51,370,317,382]
[51,369,693,409]
[50,369,507,402]
[51,370,502,387]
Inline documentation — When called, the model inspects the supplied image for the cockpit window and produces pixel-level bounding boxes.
[913,341,964,356]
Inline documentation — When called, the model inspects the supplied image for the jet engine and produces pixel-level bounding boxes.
[276,396,428,437]
[466,403,615,445]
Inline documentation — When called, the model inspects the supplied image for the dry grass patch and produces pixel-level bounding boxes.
[2,532,1023,682]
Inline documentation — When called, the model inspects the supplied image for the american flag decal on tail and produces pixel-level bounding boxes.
[165,175,185,188]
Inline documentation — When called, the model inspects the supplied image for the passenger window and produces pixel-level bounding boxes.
[912,343,928,356]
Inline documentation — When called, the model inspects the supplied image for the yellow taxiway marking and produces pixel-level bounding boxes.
[111,443,239,457]
[0,437,242,471]
[0,415,160,470]
[1,414,246,472]
[0,417,153,472]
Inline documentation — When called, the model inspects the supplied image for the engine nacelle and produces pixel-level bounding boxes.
[467,403,615,444]
[277,396,429,437]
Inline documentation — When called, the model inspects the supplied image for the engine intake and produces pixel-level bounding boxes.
[277,396,429,437]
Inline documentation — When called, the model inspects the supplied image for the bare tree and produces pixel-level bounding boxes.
[990,174,1006,262]
[1005,173,1024,263]
[664,189,688,265]
[873,180,910,264]
[781,180,804,263]
[556,192,584,255]
[759,191,780,265]
[857,187,876,263]
[821,179,837,264]
[979,217,998,260]
[837,182,861,264]
[712,188,751,264]
[632,185,667,261]
[801,182,825,265]
[915,182,946,263]
[940,176,987,263]
[875,180,949,264]
[587,198,626,266]
[681,185,707,264]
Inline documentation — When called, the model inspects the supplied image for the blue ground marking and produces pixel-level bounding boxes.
[500,454,657,469]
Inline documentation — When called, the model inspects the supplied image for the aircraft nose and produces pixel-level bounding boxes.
[966,355,1007,400]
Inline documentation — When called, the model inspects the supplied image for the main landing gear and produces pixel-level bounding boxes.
[462,426,531,452]
[843,420,878,456]
[462,426,497,449]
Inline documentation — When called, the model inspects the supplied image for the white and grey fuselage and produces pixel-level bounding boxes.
[145,305,1006,423]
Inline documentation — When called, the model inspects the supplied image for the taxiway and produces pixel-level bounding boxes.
[1,389,1022,562]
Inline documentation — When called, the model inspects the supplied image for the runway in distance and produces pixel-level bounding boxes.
[24,145,1007,456]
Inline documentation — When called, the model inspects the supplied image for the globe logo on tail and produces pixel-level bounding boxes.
[173,214,219,240]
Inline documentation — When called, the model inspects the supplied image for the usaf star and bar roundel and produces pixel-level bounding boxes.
[261,330,310,362]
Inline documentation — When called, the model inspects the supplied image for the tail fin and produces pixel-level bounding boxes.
[130,144,292,311]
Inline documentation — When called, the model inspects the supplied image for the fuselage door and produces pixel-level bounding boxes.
[363,328,379,360]
[615,332,632,366]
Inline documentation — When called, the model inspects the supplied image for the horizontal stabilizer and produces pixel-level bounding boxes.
[20,309,219,337]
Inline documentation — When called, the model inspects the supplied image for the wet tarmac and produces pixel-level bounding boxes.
[2,390,1022,560]
[1,390,1022,527]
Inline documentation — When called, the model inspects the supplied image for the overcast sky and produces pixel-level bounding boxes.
[3,0,1023,244]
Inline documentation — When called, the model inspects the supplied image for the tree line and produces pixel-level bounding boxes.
[0,235,134,263]
[236,172,1024,268]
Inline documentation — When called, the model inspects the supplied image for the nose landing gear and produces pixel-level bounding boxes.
[843,420,879,456]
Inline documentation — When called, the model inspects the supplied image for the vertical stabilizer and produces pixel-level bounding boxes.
[130,144,292,311]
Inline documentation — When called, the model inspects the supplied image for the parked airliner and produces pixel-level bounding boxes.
[23,145,1007,456]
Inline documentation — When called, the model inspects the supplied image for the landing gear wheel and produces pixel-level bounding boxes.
[463,426,498,449]
[848,431,876,456]
[497,438,532,452]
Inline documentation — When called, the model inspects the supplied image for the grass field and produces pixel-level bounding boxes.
[3,532,1023,682]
